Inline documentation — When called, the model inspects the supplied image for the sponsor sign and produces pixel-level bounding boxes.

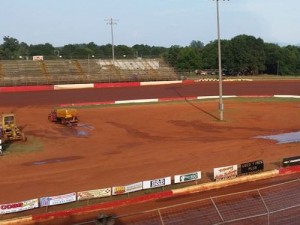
[125,182,143,193]
[112,186,126,195]
[77,188,111,200]
[174,171,201,183]
[40,192,76,207]
[214,165,238,181]
[282,156,300,167]
[0,199,38,215]
[241,160,264,174]
[32,55,44,61]
[112,182,143,195]
[143,177,171,189]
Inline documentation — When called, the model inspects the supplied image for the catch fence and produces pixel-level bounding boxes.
[115,178,300,225]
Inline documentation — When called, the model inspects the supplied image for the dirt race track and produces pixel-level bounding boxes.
[0,80,300,206]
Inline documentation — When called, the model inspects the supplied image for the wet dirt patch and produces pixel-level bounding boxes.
[77,123,95,129]
[59,123,94,138]
[22,155,84,166]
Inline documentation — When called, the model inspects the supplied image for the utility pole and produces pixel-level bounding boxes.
[212,0,229,121]
[105,18,118,65]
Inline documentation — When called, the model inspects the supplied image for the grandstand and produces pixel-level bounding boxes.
[0,59,178,86]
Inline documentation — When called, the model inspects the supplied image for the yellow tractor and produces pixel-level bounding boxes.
[0,113,27,143]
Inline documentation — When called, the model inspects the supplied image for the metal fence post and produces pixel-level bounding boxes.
[258,190,270,225]
[158,209,165,225]
[211,197,225,223]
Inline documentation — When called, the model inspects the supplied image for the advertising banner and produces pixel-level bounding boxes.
[174,171,201,183]
[32,55,44,61]
[112,186,126,195]
[0,199,38,215]
[143,177,171,189]
[40,192,76,207]
[77,188,111,200]
[214,165,238,181]
[112,182,143,195]
[241,160,264,174]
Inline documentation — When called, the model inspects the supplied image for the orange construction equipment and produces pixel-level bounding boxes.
[48,108,79,126]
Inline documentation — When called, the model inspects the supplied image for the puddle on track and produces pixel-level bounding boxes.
[256,131,300,144]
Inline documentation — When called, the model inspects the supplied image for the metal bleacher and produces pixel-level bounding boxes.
[0,60,46,86]
[0,59,178,86]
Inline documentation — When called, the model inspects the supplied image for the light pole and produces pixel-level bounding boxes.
[105,18,118,65]
[213,0,228,121]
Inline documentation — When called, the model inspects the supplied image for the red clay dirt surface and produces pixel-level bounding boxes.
[1,97,300,204]
[0,81,300,223]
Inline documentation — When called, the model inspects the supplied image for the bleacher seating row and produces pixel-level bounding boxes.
[0,59,178,86]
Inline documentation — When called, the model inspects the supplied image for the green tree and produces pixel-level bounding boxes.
[264,43,281,74]
[73,45,93,59]
[61,44,77,58]
[176,47,202,71]
[19,42,29,59]
[163,45,181,67]
[1,36,20,59]
[190,40,204,49]
[115,45,134,58]
[99,44,114,59]
[131,44,166,58]
[226,35,265,75]
[132,44,151,58]
[28,43,55,57]
[60,44,93,59]
[278,45,300,75]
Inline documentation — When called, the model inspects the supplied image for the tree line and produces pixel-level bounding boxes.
[0,35,299,75]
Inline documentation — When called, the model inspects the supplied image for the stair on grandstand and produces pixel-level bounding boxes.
[44,60,89,84]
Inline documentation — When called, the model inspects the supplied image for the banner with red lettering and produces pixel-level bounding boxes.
[32,55,44,61]
[77,188,111,200]
[214,165,238,181]
[0,199,38,214]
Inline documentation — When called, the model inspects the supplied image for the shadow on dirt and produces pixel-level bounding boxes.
[166,86,219,120]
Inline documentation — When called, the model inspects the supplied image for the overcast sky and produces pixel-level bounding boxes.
[0,0,299,47]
